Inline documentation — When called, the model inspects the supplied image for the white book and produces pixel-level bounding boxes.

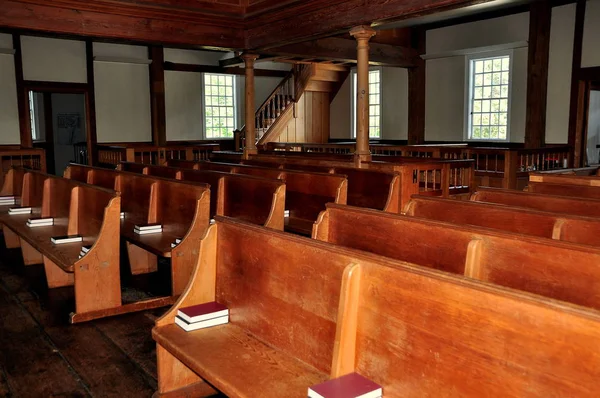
[135,228,162,235]
[81,245,91,253]
[120,212,125,219]
[175,315,228,332]
[209,219,216,225]
[51,235,83,245]
[9,207,32,215]
[177,302,229,323]
[0,199,15,206]
[175,238,182,244]
[28,217,54,224]
[27,220,54,228]
[134,224,162,231]
[284,210,290,217]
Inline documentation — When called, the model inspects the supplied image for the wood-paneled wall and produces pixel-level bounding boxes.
[275,91,330,143]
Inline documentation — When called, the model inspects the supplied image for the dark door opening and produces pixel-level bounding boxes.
[29,91,87,176]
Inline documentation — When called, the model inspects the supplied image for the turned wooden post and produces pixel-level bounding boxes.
[350,26,376,166]
[242,53,259,159]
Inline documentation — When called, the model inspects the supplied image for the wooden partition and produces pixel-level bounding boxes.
[97,144,220,167]
[0,148,46,188]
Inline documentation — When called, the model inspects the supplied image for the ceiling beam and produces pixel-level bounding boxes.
[0,0,244,49]
[164,62,288,77]
[266,37,418,67]
[246,0,500,50]
[219,56,282,68]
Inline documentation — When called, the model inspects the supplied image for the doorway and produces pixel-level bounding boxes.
[28,91,87,176]
[587,89,600,165]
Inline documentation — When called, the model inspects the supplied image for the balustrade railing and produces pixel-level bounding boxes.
[0,148,46,187]
[96,144,220,167]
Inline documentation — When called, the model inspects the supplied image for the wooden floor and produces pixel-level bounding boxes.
[0,239,212,397]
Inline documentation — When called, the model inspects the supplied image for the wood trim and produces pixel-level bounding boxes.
[163,62,288,78]
[408,28,426,145]
[22,81,89,92]
[42,92,55,174]
[13,34,31,148]
[579,67,600,81]
[150,46,167,146]
[524,1,551,148]
[567,0,587,167]
[86,41,98,166]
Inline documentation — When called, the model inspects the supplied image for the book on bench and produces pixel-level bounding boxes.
[78,245,92,259]
[51,235,83,245]
[170,238,183,248]
[175,302,229,332]
[134,224,162,234]
[175,315,229,332]
[308,373,382,398]
[8,206,32,215]
[0,196,16,206]
[27,217,54,227]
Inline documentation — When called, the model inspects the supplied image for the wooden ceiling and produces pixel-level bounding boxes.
[0,0,526,50]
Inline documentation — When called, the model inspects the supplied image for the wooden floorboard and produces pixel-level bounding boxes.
[0,246,160,397]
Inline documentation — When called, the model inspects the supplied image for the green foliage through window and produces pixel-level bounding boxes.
[204,74,236,138]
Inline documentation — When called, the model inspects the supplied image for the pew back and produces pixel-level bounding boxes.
[527,181,600,199]
[529,172,600,186]
[471,187,600,217]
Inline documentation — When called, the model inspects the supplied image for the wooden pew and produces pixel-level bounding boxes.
[314,203,600,310]
[154,216,600,397]
[471,187,600,217]
[114,162,286,229]
[526,181,600,199]
[529,171,600,186]
[403,195,600,246]
[0,169,125,323]
[65,164,213,307]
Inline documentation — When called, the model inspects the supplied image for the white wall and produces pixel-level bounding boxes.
[94,43,152,143]
[546,4,576,144]
[0,33,20,144]
[330,67,409,140]
[21,36,87,83]
[425,13,529,142]
[582,0,600,68]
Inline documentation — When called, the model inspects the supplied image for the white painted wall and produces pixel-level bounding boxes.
[93,43,152,143]
[587,90,600,164]
[21,36,87,83]
[0,33,20,145]
[425,12,529,142]
[330,67,409,140]
[582,0,600,68]
[546,4,576,144]
[165,71,204,141]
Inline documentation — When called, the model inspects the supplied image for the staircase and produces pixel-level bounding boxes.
[236,63,349,150]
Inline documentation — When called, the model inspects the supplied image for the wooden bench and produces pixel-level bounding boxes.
[0,168,125,323]
[529,171,600,185]
[526,181,600,199]
[65,165,212,313]
[403,195,600,246]
[314,203,600,310]
[116,162,286,229]
[154,216,600,397]
[471,186,600,217]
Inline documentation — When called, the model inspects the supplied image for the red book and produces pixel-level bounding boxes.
[177,302,228,323]
[308,373,382,398]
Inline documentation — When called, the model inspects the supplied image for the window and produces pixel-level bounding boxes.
[28,91,38,141]
[466,53,511,141]
[203,73,236,138]
[352,69,381,139]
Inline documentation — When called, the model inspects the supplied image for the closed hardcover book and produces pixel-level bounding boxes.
[134,224,162,231]
[81,245,92,253]
[8,207,32,215]
[28,217,54,224]
[135,228,162,235]
[177,302,229,324]
[51,235,83,245]
[175,315,228,332]
[308,373,382,398]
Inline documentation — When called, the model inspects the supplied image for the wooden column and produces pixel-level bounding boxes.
[350,26,376,165]
[568,0,587,167]
[408,27,426,145]
[13,34,31,148]
[524,1,551,148]
[149,46,166,146]
[242,53,259,159]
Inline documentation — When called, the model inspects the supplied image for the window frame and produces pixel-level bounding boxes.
[202,73,237,140]
[351,67,383,139]
[464,50,513,142]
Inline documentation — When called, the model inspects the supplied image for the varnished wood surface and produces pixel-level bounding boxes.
[527,181,600,199]
[157,216,600,397]
[471,187,600,217]
[315,203,600,310]
[405,195,600,246]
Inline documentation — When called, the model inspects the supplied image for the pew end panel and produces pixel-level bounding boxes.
[334,167,399,212]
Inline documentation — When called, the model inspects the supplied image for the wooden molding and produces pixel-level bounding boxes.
[164,62,288,77]
[408,28,426,145]
[149,46,167,146]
